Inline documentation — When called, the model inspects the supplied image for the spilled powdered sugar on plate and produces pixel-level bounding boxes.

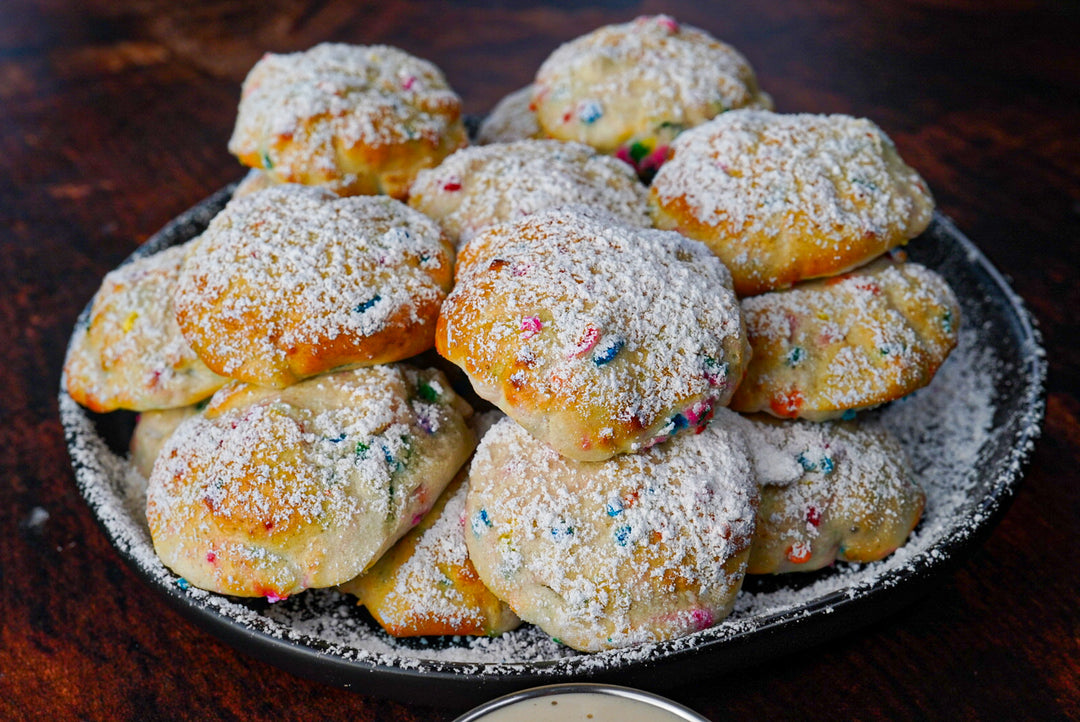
[61,193,1045,691]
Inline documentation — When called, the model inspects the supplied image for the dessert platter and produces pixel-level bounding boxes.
[60,16,1045,705]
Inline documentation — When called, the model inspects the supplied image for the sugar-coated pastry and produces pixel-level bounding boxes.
[228,43,468,199]
[174,185,454,388]
[63,244,228,413]
[730,256,960,421]
[231,168,276,199]
[532,15,771,178]
[339,469,521,637]
[738,415,925,574]
[464,412,758,652]
[146,365,476,600]
[438,205,749,461]
[408,139,649,249]
[130,405,200,479]
[476,85,544,145]
[650,110,935,296]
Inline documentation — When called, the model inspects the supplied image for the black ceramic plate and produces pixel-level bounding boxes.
[61,187,1045,707]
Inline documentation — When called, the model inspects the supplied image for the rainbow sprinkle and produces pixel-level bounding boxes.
[592,336,624,366]
[520,315,543,339]
[471,509,492,537]
[578,100,603,124]
[354,295,381,313]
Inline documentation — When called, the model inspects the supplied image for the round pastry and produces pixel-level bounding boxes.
[339,469,521,637]
[730,256,960,420]
[531,14,771,178]
[738,415,925,574]
[464,411,758,652]
[130,405,200,480]
[437,205,749,461]
[63,244,228,413]
[476,85,544,145]
[408,139,650,249]
[174,185,454,388]
[146,364,476,600]
[228,43,468,199]
[649,109,935,296]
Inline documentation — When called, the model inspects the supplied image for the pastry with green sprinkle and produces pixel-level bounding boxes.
[146,365,475,600]
[731,255,960,420]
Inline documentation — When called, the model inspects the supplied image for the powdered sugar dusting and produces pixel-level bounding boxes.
[533,15,771,153]
[734,258,960,418]
[62,243,227,412]
[228,43,465,192]
[649,110,934,295]
[173,185,451,385]
[463,411,756,651]
[652,110,932,244]
[477,86,542,144]
[408,139,650,248]
[60,208,1044,686]
[440,205,747,460]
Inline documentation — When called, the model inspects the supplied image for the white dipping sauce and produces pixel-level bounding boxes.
[465,691,702,721]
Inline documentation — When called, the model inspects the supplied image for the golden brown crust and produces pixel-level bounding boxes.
[437,206,748,461]
[228,43,468,199]
[339,470,520,637]
[146,365,476,599]
[649,110,935,296]
[174,186,454,388]
[63,244,228,413]
[463,412,758,651]
[533,15,771,160]
[739,415,925,574]
[730,257,960,420]
[408,139,650,249]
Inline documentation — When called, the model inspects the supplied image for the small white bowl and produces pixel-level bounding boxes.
[453,683,711,721]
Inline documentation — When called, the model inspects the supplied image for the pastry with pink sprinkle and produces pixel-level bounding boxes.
[464,411,758,651]
[739,415,925,574]
[730,255,960,420]
[531,14,771,179]
[649,109,935,296]
[146,365,476,600]
[228,43,468,199]
[408,139,649,249]
[437,205,749,461]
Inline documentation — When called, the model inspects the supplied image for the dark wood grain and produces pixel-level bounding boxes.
[1,1,1077,719]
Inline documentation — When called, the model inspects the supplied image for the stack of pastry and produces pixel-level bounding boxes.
[64,16,960,654]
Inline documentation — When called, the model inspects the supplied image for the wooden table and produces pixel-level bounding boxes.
[2,1,1077,719]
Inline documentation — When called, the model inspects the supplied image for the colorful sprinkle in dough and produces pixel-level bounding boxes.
[63,244,229,413]
[228,43,467,199]
[532,14,771,178]
[464,411,758,651]
[146,365,476,599]
[738,414,925,574]
[408,139,650,250]
[339,472,521,638]
[520,316,543,339]
[732,257,960,421]
[173,186,454,388]
[578,100,604,124]
[649,110,936,296]
[591,336,624,366]
[438,205,749,461]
